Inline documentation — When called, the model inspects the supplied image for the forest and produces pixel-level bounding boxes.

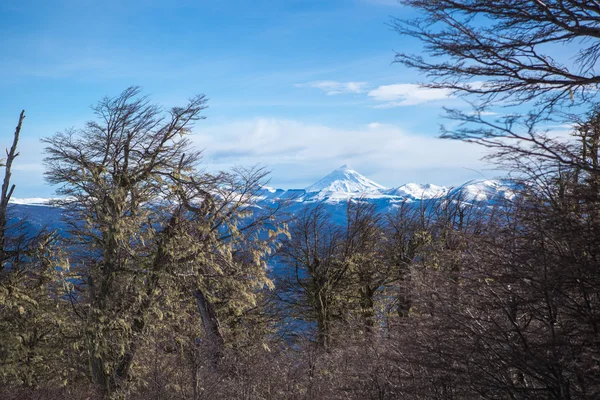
[2,1,600,399]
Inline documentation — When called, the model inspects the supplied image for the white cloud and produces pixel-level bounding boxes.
[296,81,456,107]
[193,118,494,188]
[296,81,368,95]
[368,84,453,107]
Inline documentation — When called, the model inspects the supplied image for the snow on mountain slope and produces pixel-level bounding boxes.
[7,171,517,229]
[385,183,447,200]
[305,165,386,194]
[450,179,516,202]
[9,197,55,206]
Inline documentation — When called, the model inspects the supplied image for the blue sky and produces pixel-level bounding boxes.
[1,0,497,197]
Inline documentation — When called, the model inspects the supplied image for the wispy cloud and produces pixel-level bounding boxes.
[296,80,368,95]
[368,84,453,107]
[295,81,456,107]
[193,118,492,188]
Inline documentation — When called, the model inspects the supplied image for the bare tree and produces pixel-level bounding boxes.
[43,87,288,397]
[278,204,348,349]
[43,86,209,395]
[394,0,600,110]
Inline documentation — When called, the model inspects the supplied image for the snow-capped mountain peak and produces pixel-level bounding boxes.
[305,165,386,194]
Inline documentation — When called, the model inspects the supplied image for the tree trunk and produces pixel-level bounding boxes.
[0,110,24,266]
[315,291,330,349]
[397,274,411,319]
[193,288,224,368]
[86,275,115,398]
[114,272,160,382]
[360,285,375,333]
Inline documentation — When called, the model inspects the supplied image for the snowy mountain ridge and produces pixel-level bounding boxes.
[384,183,448,200]
[261,166,515,211]
[7,166,517,232]
[10,165,515,207]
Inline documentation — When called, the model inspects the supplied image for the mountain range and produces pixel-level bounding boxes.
[256,164,514,204]
[7,165,515,230]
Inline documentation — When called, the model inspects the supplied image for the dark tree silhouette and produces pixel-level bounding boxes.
[394,0,600,110]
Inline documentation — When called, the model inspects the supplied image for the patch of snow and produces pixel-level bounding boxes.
[260,185,277,193]
[385,183,447,200]
[451,179,516,202]
[9,197,55,206]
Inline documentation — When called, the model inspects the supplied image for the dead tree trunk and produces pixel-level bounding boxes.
[0,110,25,267]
